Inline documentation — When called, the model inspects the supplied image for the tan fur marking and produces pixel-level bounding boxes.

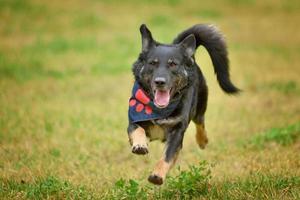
[152,153,179,180]
[195,123,208,149]
[129,127,147,147]
[152,159,171,179]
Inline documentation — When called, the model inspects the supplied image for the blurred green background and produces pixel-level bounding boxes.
[0,0,299,199]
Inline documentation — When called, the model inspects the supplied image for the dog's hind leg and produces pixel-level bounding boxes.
[128,123,148,155]
[193,77,209,149]
[194,120,208,149]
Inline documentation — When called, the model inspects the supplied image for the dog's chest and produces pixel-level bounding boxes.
[147,125,166,141]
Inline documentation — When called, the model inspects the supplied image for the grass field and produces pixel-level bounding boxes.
[0,0,300,199]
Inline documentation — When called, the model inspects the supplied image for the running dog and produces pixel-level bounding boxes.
[127,24,240,185]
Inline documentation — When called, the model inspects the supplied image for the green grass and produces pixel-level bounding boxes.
[240,122,300,149]
[210,174,300,200]
[267,81,299,94]
[107,161,211,200]
[1,0,300,199]
[104,162,300,199]
[23,37,99,54]
[193,9,223,19]
[2,170,298,200]
[0,176,98,199]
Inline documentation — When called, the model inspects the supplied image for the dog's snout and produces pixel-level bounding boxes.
[154,77,166,86]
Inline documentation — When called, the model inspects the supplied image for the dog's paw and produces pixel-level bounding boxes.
[198,137,208,149]
[132,144,148,155]
[148,174,163,185]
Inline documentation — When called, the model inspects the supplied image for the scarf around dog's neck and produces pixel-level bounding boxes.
[128,82,181,123]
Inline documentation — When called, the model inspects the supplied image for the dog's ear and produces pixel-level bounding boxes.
[179,34,196,57]
[140,24,154,52]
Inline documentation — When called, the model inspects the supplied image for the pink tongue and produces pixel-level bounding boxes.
[154,90,170,107]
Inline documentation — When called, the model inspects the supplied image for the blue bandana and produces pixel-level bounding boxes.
[128,82,181,123]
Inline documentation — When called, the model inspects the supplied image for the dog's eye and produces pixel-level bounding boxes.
[168,61,177,67]
[148,60,158,66]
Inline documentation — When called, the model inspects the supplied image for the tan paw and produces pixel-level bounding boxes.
[195,124,208,149]
[197,136,208,149]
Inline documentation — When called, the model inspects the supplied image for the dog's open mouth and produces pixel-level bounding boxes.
[154,89,171,108]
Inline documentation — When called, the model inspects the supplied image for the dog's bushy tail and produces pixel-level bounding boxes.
[173,24,240,94]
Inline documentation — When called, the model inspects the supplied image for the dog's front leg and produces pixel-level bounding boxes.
[148,86,195,185]
[148,123,187,185]
[127,123,148,155]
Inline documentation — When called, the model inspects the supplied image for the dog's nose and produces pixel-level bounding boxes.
[154,77,166,86]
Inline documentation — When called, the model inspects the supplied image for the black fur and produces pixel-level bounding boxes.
[173,24,240,94]
[128,24,240,185]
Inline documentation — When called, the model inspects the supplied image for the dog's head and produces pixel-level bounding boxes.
[132,24,196,108]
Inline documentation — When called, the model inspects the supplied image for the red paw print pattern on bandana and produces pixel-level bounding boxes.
[135,89,150,104]
[129,99,136,106]
[129,89,153,114]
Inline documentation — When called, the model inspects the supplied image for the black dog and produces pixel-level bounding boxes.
[127,24,239,185]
